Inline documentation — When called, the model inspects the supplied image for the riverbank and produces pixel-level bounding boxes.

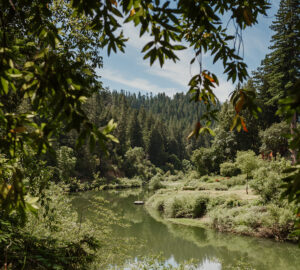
[64,176,143,192]
[145,178,296,242]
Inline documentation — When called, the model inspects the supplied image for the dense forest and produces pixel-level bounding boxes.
[0,0,299,269]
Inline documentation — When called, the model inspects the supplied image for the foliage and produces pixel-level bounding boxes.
[252,0,300,236]
[149,174,166,191]
[191,147,224,175]
[235,151,259,177]
[0,184,122,269]
[252,168,282,203]
[210,202,296,241]
[182,159,193,172]
[123,147,157,181]
[184,178,228,191]
[259,122,290,156]
[250,157,290,203]
[225,175,246,188]
[56,146,77,182]
[220,161,241,177]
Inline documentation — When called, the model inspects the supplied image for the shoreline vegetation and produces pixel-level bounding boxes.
[145,188,295,241]
[144,164,297,242]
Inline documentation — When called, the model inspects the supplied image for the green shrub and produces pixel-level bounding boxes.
[163,196,204,218]
[193,196,209,218]
[68,177,82,192]
[182,186,196,191]
[149,174,165,190]
[251,167,283,203]
[156,199,165,213]
[209,202,296,240]
[2,184,122,270]
[92,172,105,190]
[197,182,228,191]
[200,175,210,182]
[165,173,183,182]
[224,195,244,208]
[220,162,241,177]
[182,159,193,172]
[225,175,246,188]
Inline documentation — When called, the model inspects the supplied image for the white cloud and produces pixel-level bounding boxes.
[122,23,152,50]
[99,68,180,96]
[214,78,235,102]
[100,66,233,101]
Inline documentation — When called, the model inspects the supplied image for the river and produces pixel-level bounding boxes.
[71,189,300,269]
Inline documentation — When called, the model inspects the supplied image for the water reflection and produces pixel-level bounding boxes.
[71,189,300,270]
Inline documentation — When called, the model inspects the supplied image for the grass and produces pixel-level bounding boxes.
[167,218,209,228]
[102,178,142,190]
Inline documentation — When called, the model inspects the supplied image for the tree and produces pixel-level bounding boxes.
[128,111,144,148]
[259,122,290,157]
[236,151,259,194]
[250,0,300,235]
[147,124,166,167]
[56,146,77,182]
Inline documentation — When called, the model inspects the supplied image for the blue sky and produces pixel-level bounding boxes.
[98,0,280,102]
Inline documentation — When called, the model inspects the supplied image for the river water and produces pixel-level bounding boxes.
[71,189,300,269]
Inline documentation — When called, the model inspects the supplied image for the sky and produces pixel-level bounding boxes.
[97,0,280,102]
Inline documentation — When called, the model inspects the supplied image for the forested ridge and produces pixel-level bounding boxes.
[57,90,213,180]
[0,0,299,269]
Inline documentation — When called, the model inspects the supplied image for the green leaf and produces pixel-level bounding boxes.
[1,77,9,94]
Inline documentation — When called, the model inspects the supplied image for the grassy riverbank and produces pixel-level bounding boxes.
[64,176,143,192]
[145,174,296,241]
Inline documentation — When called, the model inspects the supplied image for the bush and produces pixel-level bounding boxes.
[225,175,246,188]
[200,175,210,182]
[220,162,241,177]
[249,157,290,203]
[193,196,209,218]
[165,173,183,182]
[167,154,182,170]
[182,159,193,172]
[197,182,228,191]
[164,196,194,218]
[251,167,282,203]
[92,172,106,190]
[68,177,82,192]
[149,174,165,190]
[209,201,296,241]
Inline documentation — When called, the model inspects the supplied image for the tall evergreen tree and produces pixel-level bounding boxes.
[128,111,144,148]
[255,0,299,114]
[147,124,165,166]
